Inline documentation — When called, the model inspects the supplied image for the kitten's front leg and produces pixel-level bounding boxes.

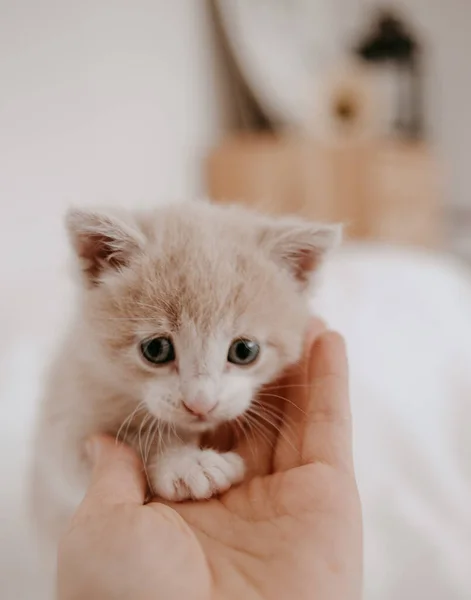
[150,442,245,502]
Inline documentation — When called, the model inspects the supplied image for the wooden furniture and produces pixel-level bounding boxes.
[205,133,442,248]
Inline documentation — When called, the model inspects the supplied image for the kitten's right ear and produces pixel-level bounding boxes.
[259,218,342,289]
[66,208,145,286]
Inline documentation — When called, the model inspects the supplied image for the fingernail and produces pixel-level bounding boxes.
[85,438,100,463]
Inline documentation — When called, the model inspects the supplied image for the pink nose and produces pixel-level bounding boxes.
[183,395,218,417]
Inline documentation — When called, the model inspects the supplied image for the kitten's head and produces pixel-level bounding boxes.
[67,202,340,433]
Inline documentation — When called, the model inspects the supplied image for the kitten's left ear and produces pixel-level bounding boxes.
[260,219,342,287]
[66,208,146,286]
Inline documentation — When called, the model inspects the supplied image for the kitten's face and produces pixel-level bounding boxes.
[68,202,340,433]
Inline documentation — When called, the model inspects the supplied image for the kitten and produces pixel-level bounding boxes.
[31,200,340,546]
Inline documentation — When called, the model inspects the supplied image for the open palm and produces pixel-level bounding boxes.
[58,326,362,600]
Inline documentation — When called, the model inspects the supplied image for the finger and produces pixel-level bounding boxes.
[275,331,353,472]
[302,332,352,470]
[272,318,327,471]
[240,317,327,476]
[79,435,147,512]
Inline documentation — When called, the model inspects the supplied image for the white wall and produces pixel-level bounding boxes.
[0,0,226,274]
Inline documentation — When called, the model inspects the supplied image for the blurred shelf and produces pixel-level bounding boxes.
[206,133,443,249]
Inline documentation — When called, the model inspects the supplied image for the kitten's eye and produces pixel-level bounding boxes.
[227,339,260,366]
[140,337,175,365]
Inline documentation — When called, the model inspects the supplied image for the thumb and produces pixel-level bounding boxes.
[81,435,147,510]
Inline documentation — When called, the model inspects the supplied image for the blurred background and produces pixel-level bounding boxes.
[0,1,470,599]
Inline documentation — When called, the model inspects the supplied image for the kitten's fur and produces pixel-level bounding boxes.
[31,200,340,547]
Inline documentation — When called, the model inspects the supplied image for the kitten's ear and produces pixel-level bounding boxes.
[66,208,145,286]
[260,219,342,287]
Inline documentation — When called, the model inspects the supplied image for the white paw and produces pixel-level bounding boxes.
[151,448,245,502]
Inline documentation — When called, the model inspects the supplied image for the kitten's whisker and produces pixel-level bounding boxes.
[234,417,256,464]
[144,417,159,463]
[115,402,146,445]
[173,424,183,445]
[115,415,133,445]
[169,420,184,446]
[242,413,276,452]
[239,417,261,460]
[250,404,284,426]
[246,421,276,455]
[124,405,147,444]
[245,411,276,438]
[157,422,169,456]
[249,406,297,443]
[263,383,317,392]
[137,414,155,495]
[248,408,300,458]
[251,401,290,422]
[248,406,282,430]
[143,421,152,462]
[257,392,308,416]
[251,401,298,431]
[253,400,285,411]
[165,422,173,453]
[248,409,288,443]
[138,413,151,459]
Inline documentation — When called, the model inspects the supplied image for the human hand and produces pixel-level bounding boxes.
[57,320,362,600]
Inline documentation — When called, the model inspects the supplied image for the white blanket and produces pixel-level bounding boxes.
[1,242,470,599]
[314,246,471,600]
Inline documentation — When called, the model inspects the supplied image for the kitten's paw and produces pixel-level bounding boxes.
[151,448,245,502]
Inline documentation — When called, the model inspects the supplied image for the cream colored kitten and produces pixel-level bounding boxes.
[31,200,340,547]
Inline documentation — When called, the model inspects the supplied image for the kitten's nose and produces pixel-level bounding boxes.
[183,394,218,417]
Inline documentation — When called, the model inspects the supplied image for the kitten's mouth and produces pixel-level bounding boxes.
[183,414,218,430]
[178,410,229,433]
[191,414,209,423]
